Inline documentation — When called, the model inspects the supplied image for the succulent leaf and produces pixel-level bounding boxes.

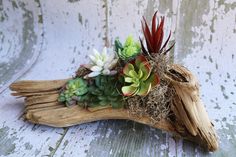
[122,85,138,96]
[115,36,141,60]
[115,39,123,53]
[123,63,134,76]
[137,82,152,96]
[139,62,151,81]
[128,70,139,78]
[135,55,148,67]
[124,77,133,83]
[146,73,160,87]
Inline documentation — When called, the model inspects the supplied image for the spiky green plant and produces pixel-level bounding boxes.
[58,78,88,106]
[121,55,160,96]
[80,75,124,108]
[115,36,141,60]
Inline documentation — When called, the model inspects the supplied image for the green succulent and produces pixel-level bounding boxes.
[80,75,124,108]
[58,78,88,106]
[122,55,160,96]
[115,36,141,60]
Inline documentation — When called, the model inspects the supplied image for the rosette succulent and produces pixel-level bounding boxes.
[115,36,141,60]
[121,55,160,96]
[58,78,88,106]
[80,75,124,108]
[84,47,118,78]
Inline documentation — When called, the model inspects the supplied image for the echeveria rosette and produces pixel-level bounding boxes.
[83,47,118,78]
[121,55,160,96]
[115,36,141,61]
[58,78,88,106]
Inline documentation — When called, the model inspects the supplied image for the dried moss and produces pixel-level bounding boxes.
[126,80,175,123]
[76,66,90,77]
[126,54,175,123]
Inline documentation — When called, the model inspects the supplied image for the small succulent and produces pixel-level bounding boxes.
[121,55,160,96]
[58,78,88,106]
[140,11,174,55]
[83,47,118,78]
[115,36,141,60]
[80,75,124,108]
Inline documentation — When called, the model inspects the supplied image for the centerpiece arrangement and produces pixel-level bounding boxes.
[10,12,218,151]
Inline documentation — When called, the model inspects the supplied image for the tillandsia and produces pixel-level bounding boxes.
[115,36,141,60]
[140,11,174,56]
[58,78,88,106]
[83,47,118,78]
[121,55,160,96]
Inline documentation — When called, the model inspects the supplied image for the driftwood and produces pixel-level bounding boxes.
[10,64,218,151]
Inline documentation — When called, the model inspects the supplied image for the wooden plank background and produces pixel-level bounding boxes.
[0,0,235,156]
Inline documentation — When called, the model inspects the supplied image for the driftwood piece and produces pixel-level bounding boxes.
[9,64,218,151]
[164,64,218,151]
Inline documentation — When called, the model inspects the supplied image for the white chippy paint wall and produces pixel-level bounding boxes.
[0,0,43,93]
[176,0,236,128]
[0,0,236,156]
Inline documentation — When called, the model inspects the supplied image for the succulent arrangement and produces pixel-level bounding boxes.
[59,11,173,110]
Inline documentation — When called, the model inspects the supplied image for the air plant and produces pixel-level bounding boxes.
[121,55,160,96]
[58,78,88,106]
[115,36,141,60]
[83,47,118,78]
[140,11,174,55]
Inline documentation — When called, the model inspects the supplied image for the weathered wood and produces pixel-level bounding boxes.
[10,64,218,151]
[26,102,62,110]
[25,94,59,106]
[25,106,174,131]
[11,90,59,97]
[165,64,218,151]
[10,79,69,93]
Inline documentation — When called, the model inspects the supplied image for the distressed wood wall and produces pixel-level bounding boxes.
[0,0,236,156]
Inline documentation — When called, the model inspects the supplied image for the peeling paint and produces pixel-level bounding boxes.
[24,142,33,150]
[86,120,171,157]
[0,0,43,93]
[78,13,83,24]
[0,127,17,156]
[68,0,80,3]
[176,0,210,61]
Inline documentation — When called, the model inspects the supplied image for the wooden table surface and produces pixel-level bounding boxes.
[0,0,236,156]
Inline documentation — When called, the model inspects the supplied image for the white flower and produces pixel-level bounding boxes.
[84,47,118,78]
